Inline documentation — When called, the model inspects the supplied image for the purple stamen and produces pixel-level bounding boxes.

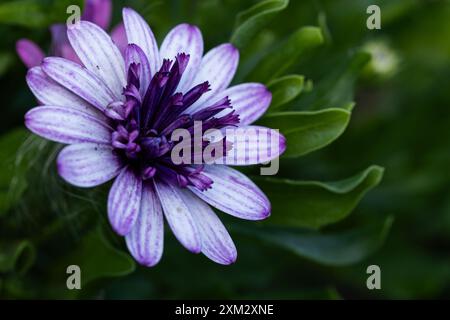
[160,114,192,136]
[192,96,232,121]
[103,52,240,189]
[142,166,157,180]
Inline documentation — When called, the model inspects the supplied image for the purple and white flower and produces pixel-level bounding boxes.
[24,7,286,266]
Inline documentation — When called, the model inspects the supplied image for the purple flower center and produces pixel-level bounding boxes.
[106,53,239,190]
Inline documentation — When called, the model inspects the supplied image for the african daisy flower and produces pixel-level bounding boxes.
[24,8,286,266]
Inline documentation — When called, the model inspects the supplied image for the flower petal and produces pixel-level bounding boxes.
[25,106,111,144]
[125,44,151,97]
[59,43,82,64]
[188,43,239,112]
[123,7,160,77]
[108,167,142,236]
[57,143,123,187]
[125,183,164,267]
[50,25,69,54]
[213,83,272,125]
[42,57,117,111]
[50,24,81,63]
[26,66,102,117]
[181,190,237,265]
[154,179,201,253]
[82,0,112,30]
[16,39,45,68]
[111,23,127,56]
[159,24,204,93]
[221,126,286,165]
[189,165,270,220]
[68,21,126,96]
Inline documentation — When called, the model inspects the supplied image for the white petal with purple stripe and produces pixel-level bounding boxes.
[154,180,201,253]
[25,106,112,144]
[160,24,204,93]
[68,21,126,98]
[108,166,142,236]
[57,143,123,187]
[188,44,239,112]
[222,126,286,165]
[212,83,272,125]
[42,57,117,111]
[123,8,160,77]
[26,66,102,118]
[180,190,237,265]
[126,183,164,267]
[189,165,270,220]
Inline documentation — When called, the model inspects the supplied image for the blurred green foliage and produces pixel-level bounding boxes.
[0,0,449,299]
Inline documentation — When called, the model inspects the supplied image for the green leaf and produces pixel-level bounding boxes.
[45,227,135,298]
[296,51,371,110]
[56,228,135,285]
[0,52,14,76]
[0,130,50,216]
[0,240,36,274]
[233,31,277,83]
[253,166,385,229]
[230,0,289,49]
[247,26,323,83]
[304,79,314,92]
[267,75,304,111]
[0,0,46,27]
[0,0,84,28]
[318,12,332,45]
[0,129,30,214]
[235,216,393,266]
[258,108,351,158]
